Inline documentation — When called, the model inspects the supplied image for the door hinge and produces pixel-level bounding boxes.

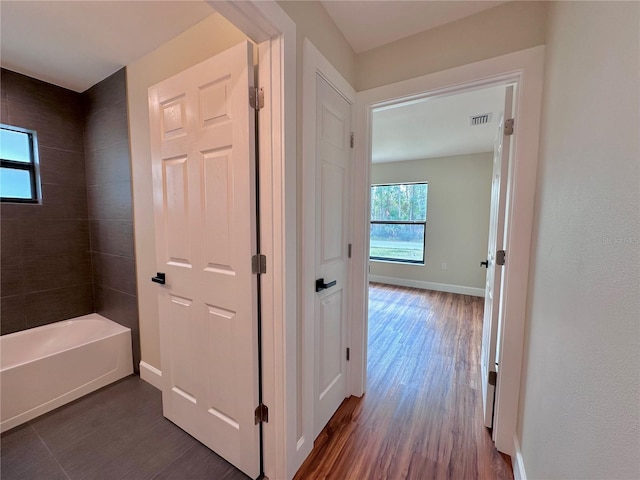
[488,370,497,386]
[251,254,267,274]
[348,243,352,258]
[254,403,269,424]
[346,347,350,361]
[249,86,264,111]
[504,118,514,136]
[496,250,506,266]
[350,132,354,148]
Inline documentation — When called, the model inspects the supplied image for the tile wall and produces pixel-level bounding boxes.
[84,69,140,369]
[1,70,93,334]
[0,68,139,370]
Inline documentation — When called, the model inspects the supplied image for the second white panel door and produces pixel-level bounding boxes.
[314,74,352,438]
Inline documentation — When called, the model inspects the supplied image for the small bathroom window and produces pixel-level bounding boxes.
[0,124,41,203]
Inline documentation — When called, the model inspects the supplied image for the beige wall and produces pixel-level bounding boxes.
[370,153,492,291]
[518,2,640,478]
[356,1,547,91]
[277,1,356,88]
[127,12,249,369]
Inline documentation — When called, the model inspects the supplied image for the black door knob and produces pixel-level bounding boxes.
[480,260,489,268]
[315,278,337,292]
[152,272,166,284]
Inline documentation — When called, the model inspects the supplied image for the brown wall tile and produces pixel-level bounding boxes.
[1,219,22,259]
[2,67,138,366]
[84,69,126,113]
[21,219,90,257]
[22,252,92,293]
[38,148,87,187]
[27,183,88,220]
[87,182,132,221]
[1,295,26,334]
[1,69,85,117]
[1,69,93,334]
[85,68,138,368]
[1,99,8,123]
[8,105,85,154]
[89,220,134,258]
[84,101,128,151]
[1,69,85,153]
[92,252,136,296]
[0,203,24,221]
[85,141,131,187]
[94,285,139,368]
[25,284,94,328]
[1,187,87,223]
[1,256,23,297]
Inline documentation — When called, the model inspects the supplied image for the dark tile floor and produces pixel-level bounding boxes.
[0,375,251,480]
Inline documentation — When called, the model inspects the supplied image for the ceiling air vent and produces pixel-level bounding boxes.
[470,113,492,126]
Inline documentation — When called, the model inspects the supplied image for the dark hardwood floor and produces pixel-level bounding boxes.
[294,283,513,480]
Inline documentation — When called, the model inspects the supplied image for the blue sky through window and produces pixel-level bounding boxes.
[0,128,31,162]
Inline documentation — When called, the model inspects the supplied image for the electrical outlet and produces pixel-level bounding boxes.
[441,262,447,270]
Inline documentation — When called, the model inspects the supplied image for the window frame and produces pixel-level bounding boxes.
[369,181,428,265]
[0,124,41,203]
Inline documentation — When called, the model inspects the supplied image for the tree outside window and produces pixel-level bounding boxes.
[370,182,428,264]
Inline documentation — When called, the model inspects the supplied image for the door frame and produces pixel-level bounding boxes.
[351,45,545,456]
[207,2,299,478]
[301,38,357,455]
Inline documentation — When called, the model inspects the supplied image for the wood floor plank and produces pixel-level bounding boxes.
[294,283,513,480]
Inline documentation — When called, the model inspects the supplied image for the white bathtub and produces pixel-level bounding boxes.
[0,313,133,432]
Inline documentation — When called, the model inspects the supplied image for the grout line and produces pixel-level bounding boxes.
[90,251,135,260]
[150,442,198,480]
[30,423,73,480]
[97,284,137,298]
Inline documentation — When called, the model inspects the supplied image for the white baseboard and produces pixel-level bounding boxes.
[139,361,162,391]
[369,275,485,297]
[512,435,527,480]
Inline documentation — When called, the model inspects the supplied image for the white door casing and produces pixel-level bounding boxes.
[313,74,352,438]
[481,86,514,430]
[353,46,545,454]
[149,41,260,478]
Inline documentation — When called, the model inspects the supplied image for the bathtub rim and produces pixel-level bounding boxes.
[0,313,133,433]
[1,313,131,371]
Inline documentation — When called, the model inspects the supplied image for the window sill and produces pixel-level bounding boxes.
[0,198,41,204]
[369,258,425,266]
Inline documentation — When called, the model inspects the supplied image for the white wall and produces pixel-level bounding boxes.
[127,12,249,369]
[518,2,640,478]
[370,154,492,294]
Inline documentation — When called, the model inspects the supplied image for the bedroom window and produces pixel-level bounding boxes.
[0,125,40,203]
[370,182,428,264]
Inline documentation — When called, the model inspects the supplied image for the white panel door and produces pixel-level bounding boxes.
[481,86,514,430]
[149,41,260,478]
[314,74,351,437]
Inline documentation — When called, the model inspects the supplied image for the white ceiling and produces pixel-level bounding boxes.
[372,85,506,163]
[0,1,214,92]
[321,0,507,53]
[0,1,510,93]
[2,0,509,162]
